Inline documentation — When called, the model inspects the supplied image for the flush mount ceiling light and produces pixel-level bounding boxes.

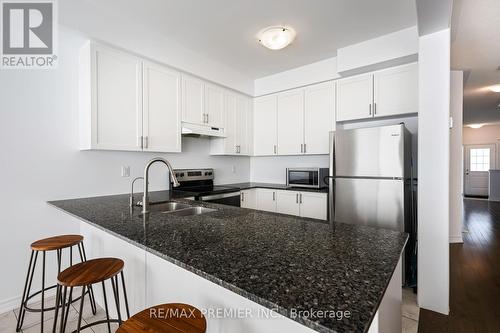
[489,84,500,92]
[468,124,484,129]
[257,26,296,50]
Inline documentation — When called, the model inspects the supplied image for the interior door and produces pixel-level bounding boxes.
[464,144,496,196]
[277,88,304,155]
[142,61,181,152]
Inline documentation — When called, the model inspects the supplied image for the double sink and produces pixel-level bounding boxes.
[144,201,216,216]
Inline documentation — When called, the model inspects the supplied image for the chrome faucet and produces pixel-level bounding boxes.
[129,176,144,207]
[142,157,180,214]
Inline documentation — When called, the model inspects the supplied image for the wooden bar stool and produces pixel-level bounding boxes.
[116,303,206,333]
[53,257,130,333]
[16,235,97,332]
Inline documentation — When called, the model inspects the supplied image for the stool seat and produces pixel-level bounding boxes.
[58,258,124,287]
[116,303,206,333]
[30,234,83,251]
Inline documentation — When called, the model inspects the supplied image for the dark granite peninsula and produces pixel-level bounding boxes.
[49,190,407,333]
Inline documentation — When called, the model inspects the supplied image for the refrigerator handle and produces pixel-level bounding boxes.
[329,131,335,224]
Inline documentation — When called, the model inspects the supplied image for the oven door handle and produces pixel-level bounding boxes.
[199,191,241,201]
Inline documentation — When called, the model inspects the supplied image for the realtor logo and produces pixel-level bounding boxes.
[1,0,57,68]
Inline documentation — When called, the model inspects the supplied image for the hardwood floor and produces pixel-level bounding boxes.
[419,199,500,332]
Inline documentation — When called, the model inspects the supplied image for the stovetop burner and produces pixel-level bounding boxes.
[172,168,239,197]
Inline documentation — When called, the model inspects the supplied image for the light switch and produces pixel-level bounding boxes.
[121,166,130,177]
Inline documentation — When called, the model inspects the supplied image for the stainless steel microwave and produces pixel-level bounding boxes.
[286,168,329,189]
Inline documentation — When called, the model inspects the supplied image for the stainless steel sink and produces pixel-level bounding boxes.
[166,206,216,216]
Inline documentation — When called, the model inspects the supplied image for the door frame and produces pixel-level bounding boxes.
[463,143,497,196]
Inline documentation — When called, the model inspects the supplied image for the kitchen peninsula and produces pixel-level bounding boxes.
[49,190,407,333]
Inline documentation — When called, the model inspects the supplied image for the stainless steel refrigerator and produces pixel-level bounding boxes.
[328,123,417,286]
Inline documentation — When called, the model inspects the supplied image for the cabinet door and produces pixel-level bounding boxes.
[235,95,249,155]
[256,189,277,212]
[373,63,418,117]
[276,190,301,216]
[241,189,257,209]
[142,62,181,152]
[205,84,225,128]
[92,44,142,150]
[299,192,327,220]
[253,96,278,156]
[181,75,204,125]
[304,81,335,155]
[336,73,373,121]
[223,93,238,154]
[277,89,304,155]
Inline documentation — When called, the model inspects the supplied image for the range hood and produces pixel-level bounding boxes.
[181,122,226,138]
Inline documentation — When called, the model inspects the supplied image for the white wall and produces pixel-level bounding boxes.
[417,28,450,315]
[449,71,464,243]
[0,28,250,312]
[463,124,500,168]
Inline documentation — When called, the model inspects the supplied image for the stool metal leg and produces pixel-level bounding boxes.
[16,250,35,332]
[110,276,122,325]
[61,287,73,333]
[78,243,97,315]
[52,285,61,333]
[101,281,112,333]
[120,272,130,319]
[76,286,86,333]
[40,251,46,333]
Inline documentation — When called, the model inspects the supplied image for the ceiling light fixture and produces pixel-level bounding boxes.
[257,26,296,50]
[468,124,484,129]
[488,84,500,93]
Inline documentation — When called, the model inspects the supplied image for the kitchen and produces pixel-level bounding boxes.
[0,1,456,333]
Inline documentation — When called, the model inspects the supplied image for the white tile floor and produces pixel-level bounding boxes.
[1,289,419,333]
[402,287,419,333]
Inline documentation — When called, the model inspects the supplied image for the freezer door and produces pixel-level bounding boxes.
[335,124,405,178]
[334,178,404,231]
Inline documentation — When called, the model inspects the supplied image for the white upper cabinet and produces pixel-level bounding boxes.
[79,42,181,153]
[304,81,335,155]
[277,89,304,155]
[235,95,250,155]
[373,63,418,117]
[142,61,182,152]
[80,43,143,151]
[253,95,278,156]
[336,62,418,122]
[336,73,374,122]
[181,74,205,125]
[204,84,225,128]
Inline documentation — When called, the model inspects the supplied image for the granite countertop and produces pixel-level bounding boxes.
[49,191,407,333]
[218,182,329,193]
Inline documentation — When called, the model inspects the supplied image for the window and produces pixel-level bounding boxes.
[470,148,490,171]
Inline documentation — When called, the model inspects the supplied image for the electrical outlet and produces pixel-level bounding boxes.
[121,166,130,177]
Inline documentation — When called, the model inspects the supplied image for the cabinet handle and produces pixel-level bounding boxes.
[296,193,299,204]
[274,145,277,154]
[206,113,209,123]
[238,145,241,153]
[144,136,148,149]
[273,192,275,201]
[369,104,372,116]
[374,102,377,115]
[241,192,244,202]
[139,136,143,149]
[300,144,303,153]
[304,144,306,153]
[299,193,302,204]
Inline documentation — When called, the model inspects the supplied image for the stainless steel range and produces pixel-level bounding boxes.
[172,168,241,207]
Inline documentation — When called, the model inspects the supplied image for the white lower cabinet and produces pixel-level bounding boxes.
[276,191,301,216]
[244,188,327,220]
[240,189,257,209]
[256,188,277,212]
[299,192,328,220]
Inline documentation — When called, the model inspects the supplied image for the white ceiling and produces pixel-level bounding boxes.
[59,0,416,79]
[451,0,500,125]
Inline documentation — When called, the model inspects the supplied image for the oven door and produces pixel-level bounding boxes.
[200,191,241,207]
[287,169,319,188]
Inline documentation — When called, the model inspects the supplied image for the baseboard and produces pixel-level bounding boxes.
[0,295,21,314]
[449,235,463,243]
